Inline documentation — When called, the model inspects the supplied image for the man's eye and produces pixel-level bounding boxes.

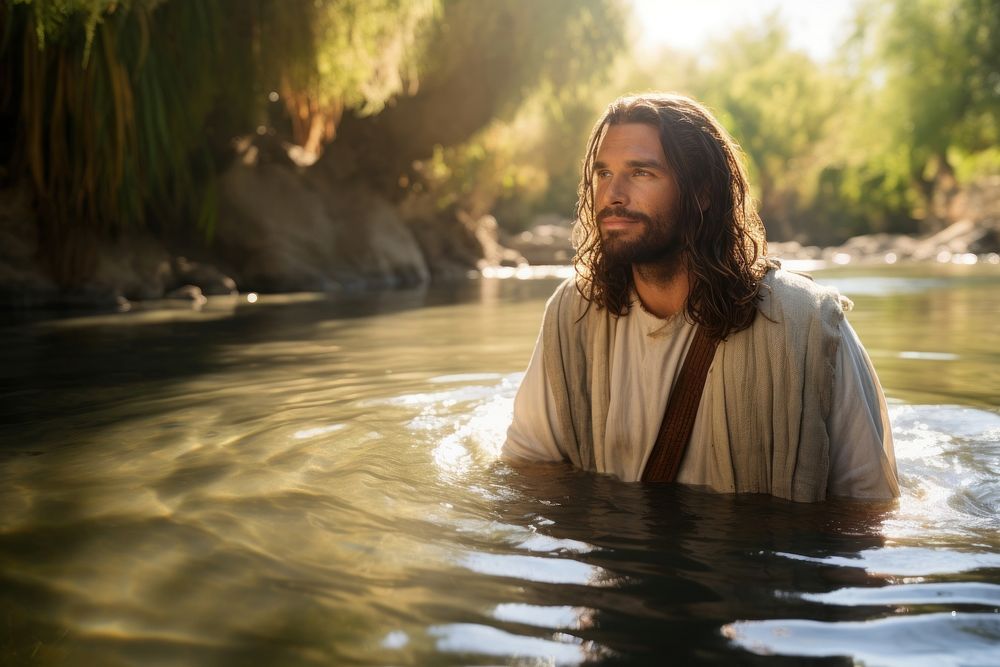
[596,170,611,179]
[633,169,651,177]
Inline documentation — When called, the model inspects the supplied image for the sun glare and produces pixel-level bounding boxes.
[631,0,860,62]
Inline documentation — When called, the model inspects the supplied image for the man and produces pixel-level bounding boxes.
[502,93,899,502]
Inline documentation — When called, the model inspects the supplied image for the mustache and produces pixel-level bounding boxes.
[596,206,653,225]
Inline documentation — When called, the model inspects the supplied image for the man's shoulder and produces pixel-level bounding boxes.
[542,275,615,347]
[757,262,850,326]
[545,276,592,319]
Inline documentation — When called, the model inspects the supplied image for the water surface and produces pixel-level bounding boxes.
[1,264,998,665]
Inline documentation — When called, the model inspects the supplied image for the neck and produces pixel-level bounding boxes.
[632,259,690,319]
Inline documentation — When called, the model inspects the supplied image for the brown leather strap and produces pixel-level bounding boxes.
[642,325,719,482]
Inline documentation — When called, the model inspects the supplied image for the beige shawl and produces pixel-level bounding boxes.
[541,266,848,502]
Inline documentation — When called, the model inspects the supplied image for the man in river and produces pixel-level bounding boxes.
[502,93,900,501]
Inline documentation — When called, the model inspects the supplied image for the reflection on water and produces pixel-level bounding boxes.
[0,265,998,665]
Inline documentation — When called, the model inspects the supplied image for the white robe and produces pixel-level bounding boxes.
[503,293,899,499]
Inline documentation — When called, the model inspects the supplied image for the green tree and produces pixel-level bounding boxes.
[692,17,844,241]
[2,0,625,284]
[859,0,1000,227]
[318,0,626,202]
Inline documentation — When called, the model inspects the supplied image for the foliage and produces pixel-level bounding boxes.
[261,0,437,153]
[2,0,996,286]
[2,0,629,282]
[691,20,845,240]
[593,0,998,243]
[324,0,628,216]
[3,1,224,280]
[10,0,128,60]
[852,0,999,226]
[1,0,438,282]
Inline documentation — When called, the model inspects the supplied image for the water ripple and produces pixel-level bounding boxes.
[773,547,1000,577]
[724,612,1000,667]
[801,582,1000,608]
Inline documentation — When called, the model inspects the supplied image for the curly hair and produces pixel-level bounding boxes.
[573,93,768,341]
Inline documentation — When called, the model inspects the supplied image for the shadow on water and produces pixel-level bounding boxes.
[408,464,901,665]
[0,279,555,445]
[399,460,1000,665]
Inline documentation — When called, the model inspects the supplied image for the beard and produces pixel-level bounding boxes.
[597,205,683,269]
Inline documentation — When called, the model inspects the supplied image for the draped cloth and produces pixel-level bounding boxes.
[541,265,849,502]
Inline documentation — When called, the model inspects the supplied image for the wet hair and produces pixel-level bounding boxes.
[573,92,768,340]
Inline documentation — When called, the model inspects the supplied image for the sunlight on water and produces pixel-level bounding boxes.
[724,613,1000,667]
[898,351,960,361]
[493,603,584,629]
[379,371,519,478]
[292,423,346,439]
[480,264,575,280]
[429,623,586,663]
[801,582,1000,606]
[462,552,608,585]
[886,404,1000,539]
[819,275,950,296]
[772,547,1000,577]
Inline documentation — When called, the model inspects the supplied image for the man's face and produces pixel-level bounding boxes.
[593,123,682,266]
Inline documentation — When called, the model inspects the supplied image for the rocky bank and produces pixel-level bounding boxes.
[1,156,998,310]
[0,138,523,310]
[507,177,1000,268]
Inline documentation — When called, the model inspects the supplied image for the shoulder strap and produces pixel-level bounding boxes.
[642,325,719,483]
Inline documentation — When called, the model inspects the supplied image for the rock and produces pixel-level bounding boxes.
[172,257,238,295]
[911,218,1000,260]
[502,216,575,265]
[165,284,208,306]
[313,181,431,288]
[829,233,918,261]
[215,159,430,292]
[969,223,1000,254]
[407,214,480,280]
[766,240,825,261]
[92,233,174,301]
[49,287,129,310]
[470,214,526,269]
[407,208,526,279]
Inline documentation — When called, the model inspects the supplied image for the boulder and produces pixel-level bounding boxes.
[408,208,525,280]
[92,233,174,301]
[171,257,238,296]
[911,218,1000,260]
[502,215,575,265]
[165,284,208,306]
[215,155,429,292]
[472,214,525,268]
[408,213,481,281]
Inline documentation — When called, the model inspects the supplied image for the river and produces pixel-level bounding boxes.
[1,263,998,665]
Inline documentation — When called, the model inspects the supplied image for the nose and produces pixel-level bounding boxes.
[599,173,628,208]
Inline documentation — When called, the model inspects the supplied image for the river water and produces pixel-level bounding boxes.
[1,263,998,665]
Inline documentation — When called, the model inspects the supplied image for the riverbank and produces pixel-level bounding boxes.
[504,214,1000,270]
[0,136,524,311]
[2,169,998,311]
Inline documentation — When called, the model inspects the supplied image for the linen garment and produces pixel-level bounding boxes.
[503,268,900,501]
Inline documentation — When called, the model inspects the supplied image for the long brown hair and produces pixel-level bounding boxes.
[573,93,767,340]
